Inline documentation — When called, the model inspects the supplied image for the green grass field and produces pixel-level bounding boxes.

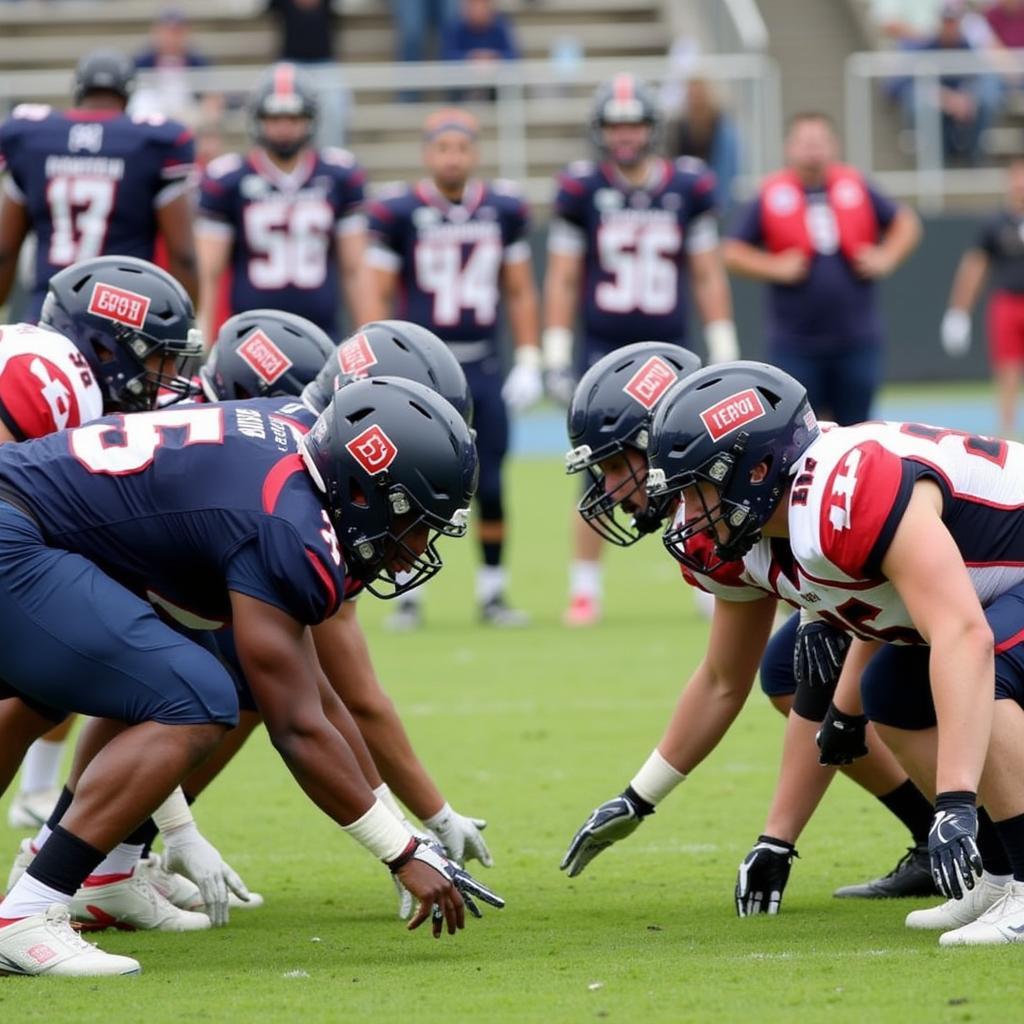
[1,451,1021,1022]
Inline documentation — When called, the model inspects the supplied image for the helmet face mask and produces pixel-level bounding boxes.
[589,74,661,166]
[251,64,317,159]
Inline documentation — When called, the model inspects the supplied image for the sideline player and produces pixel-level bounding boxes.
[0,49,197,319]
[195,63,375,345]
[366,107,540,628]
[560,346,939,912]
[543,74,737,627]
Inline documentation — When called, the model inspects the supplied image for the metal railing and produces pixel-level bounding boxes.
[845,47,1024,210]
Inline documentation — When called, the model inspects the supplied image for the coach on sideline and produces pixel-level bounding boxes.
[723,111,920,425]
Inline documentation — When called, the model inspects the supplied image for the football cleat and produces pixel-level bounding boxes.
[905,872,1009,930]
[6,787,61,830]
[70,874,211,932]
[6,839,36,895]
[135,854,203,912]
[0,904,140,977]
[832,844,938,899]
[384,599,424,633]
[563,595,600,628]
[938,880,1024,945]
[228,890,264,910]
[479,594,529,628]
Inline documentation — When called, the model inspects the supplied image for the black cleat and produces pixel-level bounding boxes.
[833,844,940,899]
[479,594,529,628]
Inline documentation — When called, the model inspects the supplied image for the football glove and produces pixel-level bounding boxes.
[502,351,544,411]
[160,822,251,927]
[395,841,506,920]
[560,787,653,878]
[544,368,577,407]
[423,803,493,868]
[793,619,851,690]
[929,792,983,900]
[735,835,798,917]
[815,702,869,766]
[941,308,971,358]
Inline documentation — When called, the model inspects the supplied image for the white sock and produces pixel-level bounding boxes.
[32,823,52,853]
[18,739,65,795]
[0,872,71,920]
[87,843,143,880]
[395,574,424,609]
[476,565,507,604]
[569,560,602,601]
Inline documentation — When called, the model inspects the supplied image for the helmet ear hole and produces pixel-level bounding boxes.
[349,479,369,507]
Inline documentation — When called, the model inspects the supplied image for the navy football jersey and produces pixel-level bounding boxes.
[366,178,530,344]
[0,401,345,627]
[197,147,366,336]
[548,157,718,344]
[0,105,195,318]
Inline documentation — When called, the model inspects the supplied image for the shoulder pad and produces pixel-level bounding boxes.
[205,153,244,179]
[675,156,710,176]
[321,147,356,169]
[10,103,53,122]
[565,159,595,179]
[131,111,169,128]
[370,181,410,202]
[491,178,524,198]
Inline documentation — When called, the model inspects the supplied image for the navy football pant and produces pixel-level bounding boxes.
[0,503,239,727]
[769,345,882,426]
[463,354,509,523]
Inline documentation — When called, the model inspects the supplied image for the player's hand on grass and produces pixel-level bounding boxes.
[793,619,851,690]
[161,822,252,927]
[815,702,869,766]
[735,835,798,916]
[929,793,983,900]
[544,368,577,407]
[560,788,653,878]
[423,803,493,868]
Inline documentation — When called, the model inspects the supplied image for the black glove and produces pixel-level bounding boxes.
[815,702,869,766]
[735,835,798,916]
[929,791,983,900]
[560,786,654,878]
[793,619,851,690]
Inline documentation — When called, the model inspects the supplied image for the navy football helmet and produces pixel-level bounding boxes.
[566,342,700,546]
[589,74,661,163]
[301,376,477,598]
[302,320,473,426]
[646,361,819,571]
[73,49,135,106]
[40,256,202,412]
[251,63,318,159]
[201,310,335,402]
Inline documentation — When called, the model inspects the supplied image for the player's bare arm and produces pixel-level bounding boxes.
[195,227,232,348]
[338,227,384,325]
[156,191,199,302]
[0,192,30,308]
[370,264,399,317]
[687,246,738,362]
[721,236,808,285]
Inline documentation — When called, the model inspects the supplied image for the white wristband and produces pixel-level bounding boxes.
[513,345,542,371]
[341,798,414,863]
[421,801,453,831]
[373,783,406,823]
[542,327,573,372]
[152,787,194,835]
[630,749,687,806]
[704,320,739,364]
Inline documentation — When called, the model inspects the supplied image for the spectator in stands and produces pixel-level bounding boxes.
[441,0,520,64]
[132,7,221,125]
[392,0,458,63]
[265,0,348,145]
[667,78,740,211]
[722,112,921,426]
[871,0,992,44]
[986,0,1024,48]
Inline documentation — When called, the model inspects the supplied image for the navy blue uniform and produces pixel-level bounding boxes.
[197,147,366,338]
[0,401,345,725]
[548,156,717,371]
[0,105,194,320]
[367,178,532,521]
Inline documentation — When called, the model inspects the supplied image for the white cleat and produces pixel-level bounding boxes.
[70,874,211,932]
[905,873,1009,930]
[229,890,264,910]
[136,854,204,912]
[0,904,140,976]
[5,838,36,895]
[939,880,1024,946]
[6,788,60,830]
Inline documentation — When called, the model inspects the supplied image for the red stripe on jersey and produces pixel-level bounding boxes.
[557,173,587,196]
[306,549,339,616]
[261,453,304,514]
[613,73,635,103]
[818,441,904,579]
[274,63,295,98]
[270,413,311,437]
[996,626,1024,654]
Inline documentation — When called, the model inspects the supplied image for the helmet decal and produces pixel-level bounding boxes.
[87,283,151,330]
[237,329,293,385]
[337,333,378,377]
[623,356,677,410]
[345,424,398,475]
[699,388,767,442]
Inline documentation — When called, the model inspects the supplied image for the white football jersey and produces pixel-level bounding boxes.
[0,323,103,439]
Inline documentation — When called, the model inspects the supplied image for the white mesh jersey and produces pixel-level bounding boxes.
[677,420,1024,644]
[0,323,103,439]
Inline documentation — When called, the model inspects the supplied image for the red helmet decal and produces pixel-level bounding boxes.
[345,423,398,475]
[237,329,293,385]
[87,282,151,330]
[337,332,378,378]
[623,356,677,410]
[699,388,766,442]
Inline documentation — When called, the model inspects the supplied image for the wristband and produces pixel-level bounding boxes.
[629,748,687,806]
[542,327,573,372]
[341,798,414,863]
[152,787,194,835]
[373,783,406,823]
[513,345,542,371]
[935,790,976,810]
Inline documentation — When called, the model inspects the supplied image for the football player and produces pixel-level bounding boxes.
[0,376,502,976]
[366,107,540,628]
[195,63,375,344]
[543,74,738,627]
[0,49,197,319]
[559,346,941,914]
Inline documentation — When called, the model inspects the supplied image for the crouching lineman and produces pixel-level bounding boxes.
[0,376,502,976]
[558,346,939,912]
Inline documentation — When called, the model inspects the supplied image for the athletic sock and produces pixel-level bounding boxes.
[126,817,160,860]
[978,807,1014,877]
[993,810,1024,882]
[876,779,933,845]
[569,560,602,602]
[83,843,144,885]
[481,539,502,568]
[477,565,507,604]
[32,784,74,852]
[18,739,65,795]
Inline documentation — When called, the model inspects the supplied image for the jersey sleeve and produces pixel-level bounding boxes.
[323,150,367,231]
[727,196,764,245]
[365,196,404,272]
[499,189,531,264]
[552,167,589,228]
[866,181,898,232]
[151,119,196,208]
[678,158,718,223]
[196,157,240,238]
[0,116,27,202]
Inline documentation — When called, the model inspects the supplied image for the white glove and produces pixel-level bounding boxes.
[541,326,577,406]
[941,308,971,357]
[161,822,251,927]
[705,320,740,364]
[422,802,493,868]
[502,347,544,411]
